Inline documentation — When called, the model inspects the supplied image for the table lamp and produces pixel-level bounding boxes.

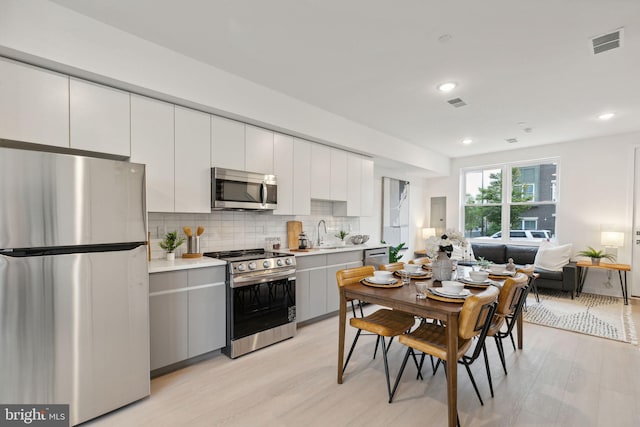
[422,228,436,240]
[601,231,623,258]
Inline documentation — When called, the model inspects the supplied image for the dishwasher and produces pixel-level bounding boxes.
[364,247,389,269]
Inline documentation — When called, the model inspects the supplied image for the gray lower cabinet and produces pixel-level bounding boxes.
[150,266,226,371]
[296,250,363,322]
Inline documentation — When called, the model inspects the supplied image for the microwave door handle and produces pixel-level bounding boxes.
[261,181,267,206]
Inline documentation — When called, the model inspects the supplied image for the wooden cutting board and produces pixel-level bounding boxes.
[287,221,302,250]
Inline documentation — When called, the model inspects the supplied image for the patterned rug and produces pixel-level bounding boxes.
[523,289,637,344]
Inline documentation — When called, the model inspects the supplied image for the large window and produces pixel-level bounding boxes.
[463,160,558,242]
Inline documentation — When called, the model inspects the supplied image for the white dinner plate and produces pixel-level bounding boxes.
[399,270,430,277]
[366,276,396,285]
[460,278,490,285]
[432,288,471,298]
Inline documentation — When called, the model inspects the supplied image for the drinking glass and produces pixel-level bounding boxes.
[401,270,411,286]
[415,281,429,299]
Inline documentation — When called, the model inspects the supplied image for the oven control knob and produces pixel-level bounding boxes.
[263,260,271,268]
[285,258,293,265]
[276,259,284,266]
[237,264,246,272]
[248,262,256,270]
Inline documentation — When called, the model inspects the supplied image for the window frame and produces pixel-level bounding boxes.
[461,158,559,244]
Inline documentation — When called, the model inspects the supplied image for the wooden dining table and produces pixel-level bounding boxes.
[337,276,523,427]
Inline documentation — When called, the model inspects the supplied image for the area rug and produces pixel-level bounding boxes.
[523,289,637,344]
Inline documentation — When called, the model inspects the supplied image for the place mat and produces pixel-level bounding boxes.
[426,289,466,303]
[394,271,433,279]
[488,273,514,279]
[360,278,403,288]
[460,280,491,289]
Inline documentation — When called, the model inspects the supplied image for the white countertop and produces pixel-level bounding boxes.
[149,257,226,273]
[285,243,387,257]
[148,244,387,272]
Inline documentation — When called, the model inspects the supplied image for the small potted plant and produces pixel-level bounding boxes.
[577,246,616,265]
[335,230,349,246]
[476,257,492,270]
[159,231,185,261]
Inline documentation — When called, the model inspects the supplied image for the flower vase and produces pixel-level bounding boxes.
[432,250,453,281]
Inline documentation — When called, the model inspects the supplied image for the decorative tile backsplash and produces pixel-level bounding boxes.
[148,200,363,259]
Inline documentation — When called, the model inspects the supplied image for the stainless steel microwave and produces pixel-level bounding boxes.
[211,167,277,210]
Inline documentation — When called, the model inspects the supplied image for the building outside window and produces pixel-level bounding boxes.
[462,159,558,242]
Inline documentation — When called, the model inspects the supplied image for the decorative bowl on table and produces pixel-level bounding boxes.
[373,270,394,281]
[469,270,489,282]
[404,263,422,274]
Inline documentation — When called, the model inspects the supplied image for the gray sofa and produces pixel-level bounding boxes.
[461,243,577,295]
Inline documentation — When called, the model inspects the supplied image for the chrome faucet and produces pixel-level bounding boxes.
[317,219,327,246]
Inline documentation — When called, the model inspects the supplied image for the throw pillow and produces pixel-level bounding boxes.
[534,243,573,272]
[451,243,474,261]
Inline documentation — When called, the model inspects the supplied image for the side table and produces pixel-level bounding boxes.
[576,261,631,305]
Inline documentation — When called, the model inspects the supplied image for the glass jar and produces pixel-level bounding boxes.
[432,250,453,281]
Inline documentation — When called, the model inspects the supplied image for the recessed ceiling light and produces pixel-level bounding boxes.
[462,138,473,145]
[598,112,615,120]
[437,82,457,92]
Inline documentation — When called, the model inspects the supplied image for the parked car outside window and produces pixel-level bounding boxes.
[486,230,551,241]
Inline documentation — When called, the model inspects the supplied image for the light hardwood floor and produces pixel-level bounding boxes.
[86,301,640,426]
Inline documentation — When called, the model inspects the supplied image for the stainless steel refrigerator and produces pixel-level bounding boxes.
[0,146,150,425]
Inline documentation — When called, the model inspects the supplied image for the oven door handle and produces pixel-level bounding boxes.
[231,269,296,288]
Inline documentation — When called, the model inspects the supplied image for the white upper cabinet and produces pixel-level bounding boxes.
[293,138,311,215]
[310,144,331,200]
[130,95,175,212]
[211,116,245,170]
[273,133,294,215]
[245,125,274,174]
[361,158,374,215]
[69,78,130,157]
[0,58,69,148]
[346,154,362,216]
[330,148,348,201]
[174,106,211,213]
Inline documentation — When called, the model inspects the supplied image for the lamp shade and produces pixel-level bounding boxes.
[422,228,436,239]
[601,231,624,247]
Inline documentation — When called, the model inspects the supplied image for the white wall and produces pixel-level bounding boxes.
[0,0,449,176]
[424,132,640,297]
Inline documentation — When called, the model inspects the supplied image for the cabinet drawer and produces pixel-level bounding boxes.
[327,251,363,266]
[188,266,226,286]
[296,254,327,270]
[150,271,188,293]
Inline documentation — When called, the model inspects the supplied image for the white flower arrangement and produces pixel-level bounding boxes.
[425,229,467,258]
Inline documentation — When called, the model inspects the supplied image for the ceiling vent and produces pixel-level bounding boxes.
[591,28,623,55]
[447,98,467,108]
[506,138,518,144]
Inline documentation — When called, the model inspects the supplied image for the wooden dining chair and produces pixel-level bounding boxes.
[337,266,416,401]
[379,262,404,272]
[409,257,431,265]
[517,265,540,303]
[485,272,529,385]
[389,286,499,407]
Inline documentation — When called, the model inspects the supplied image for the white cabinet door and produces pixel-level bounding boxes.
[175,106,211,213]
[310,143,331,200]
[70,78,130,156]
[188,283,226,357]
[273,133,293,215]
[330,149,348,201]
[309,269,328,319]
[130,95,175,212]
[361,158,374,215]
[245,125,274,174]
[293,138,311,215]
[0,58,69,148]
[211,116,245,170]
[296,270,311,322]
[346,154,363,216]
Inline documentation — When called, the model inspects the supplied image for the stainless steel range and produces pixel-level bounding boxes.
[204,249,296,358]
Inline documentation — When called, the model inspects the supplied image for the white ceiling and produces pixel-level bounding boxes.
[51,0,640,158]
